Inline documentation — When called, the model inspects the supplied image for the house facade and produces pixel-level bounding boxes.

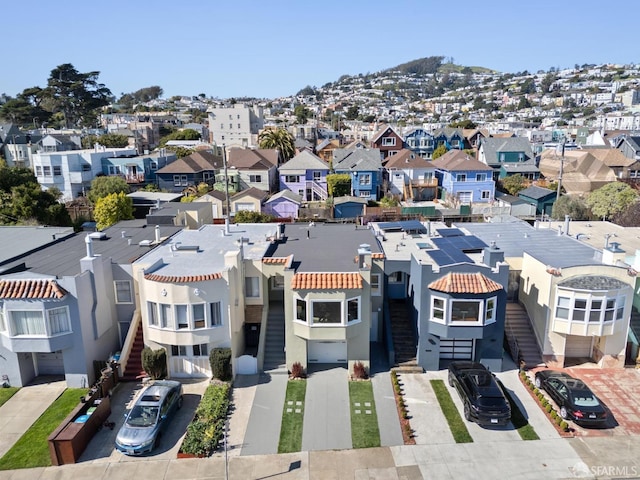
[433,127,465,150]
[208,104,264,148]
[101,150,176,186]
[262,190,302,219]
[155,151,222,193]
[279,151,329,201]
[431,150,495,204]
[227,148,279,193]
[371,125,404,160]
[384,149,437,201]
[403,128,435,159]
[478,137,538,180]
[332,148,383,200]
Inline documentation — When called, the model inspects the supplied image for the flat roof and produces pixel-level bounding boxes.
[269,223,381,272]
[0,226,75,266]
[136,223,279,278]
[457,221,602,269]
[0,220,182,278]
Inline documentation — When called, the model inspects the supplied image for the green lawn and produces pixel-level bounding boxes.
[501,383,540,440]
[278,380,306,454]
[0,388,86,470]
[430,379,473,443]
[0,388,19,409]
[349,381,380,449]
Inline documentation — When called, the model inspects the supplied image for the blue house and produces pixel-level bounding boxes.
[333,196,367,219]
[478,137,539,181]
[101,150,176,186]
[332,148,383,200]
[154,151,222,192]
[517,185,557,216]
[403,128,435,159]
[431,150,495,204]
[432,127,465,151]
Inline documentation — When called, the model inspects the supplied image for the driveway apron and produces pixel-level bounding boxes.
[240,373,288,456]
[370,342,404,447]
[301,365,351,452]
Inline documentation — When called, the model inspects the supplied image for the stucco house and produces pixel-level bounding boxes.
[279,151,329,201]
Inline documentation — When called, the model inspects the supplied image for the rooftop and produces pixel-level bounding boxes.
[0,226,75,266]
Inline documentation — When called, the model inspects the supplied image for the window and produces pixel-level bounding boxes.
[10,310,45,335]
[0,306,4,332]
[296,298,307,322]
[359,191,370,197]
[114,280,132,303]
[311,301,341,324]
[108,165,121,175]
[171,345,187,356]
[554,291,627,324]
[160,303,172,328]
[174,175,182,187]
[53,166,62,176]
[481,190,491,200]
[499,153,505,162]
[35,166,42,176]
[220,123,224,129]
[347,298,359,323]
[47,307,70,335]
[313,171,322,181]
[210,302,222,326]
[285,175,299,183]
[518,153,524,161]
[476,173,486,182]
[82,164,91,171]
[371,274,381,296]
[359,174,371,185]
[193,304,206,328]
[249,175,262,183]
[556,296,570,319]
[150,161,158,170]
[382,137,396,146]
[485,297,496,324]
[237,124,241,129]
[148,302,158,326]
[432,297,445,322]
[573,299,587,321]
[456,174,467,182]
[176,305,188,329]
[193,344,208,356]
[43,166,51,176]
[229,124,233,129]
[451,300,480,323]
[616,296,625,320]
[245,277,259,297]
[389,271,403,284]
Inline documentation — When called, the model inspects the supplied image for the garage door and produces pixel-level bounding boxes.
[458,191,472,204]
[308,341,347,363]
[440,339,474,360]
[235,202,256,212]
[36,352,64,375]
[565,335,593,358]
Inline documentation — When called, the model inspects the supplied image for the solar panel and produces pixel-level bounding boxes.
[378,220,426,233]
[427,249,472,266]
[436,228,464,237]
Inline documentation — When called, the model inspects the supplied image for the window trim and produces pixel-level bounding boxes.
[381,137,396,146]
[371,274,381,296]
[245,276,260,298]
[114,280,133,304]
[310,299,343,326]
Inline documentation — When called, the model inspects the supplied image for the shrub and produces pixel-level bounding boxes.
[209,348,232,381]
[550,409,557,419]
[141,347,167,379]
[533,388,539,396]
[555,416,563,426]
[546,404,553,414]
[541,398,548,408]
[560,421,569,431]
[519,371,527,381]
[352,361,368,380]
[180,383,230,456]
[290,361,306,379]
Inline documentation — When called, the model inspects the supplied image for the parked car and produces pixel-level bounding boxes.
[115,380,183,455]
[534,370,607,427]
[447,361,511,426]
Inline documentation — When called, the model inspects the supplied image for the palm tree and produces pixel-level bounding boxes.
[258,128,296,163]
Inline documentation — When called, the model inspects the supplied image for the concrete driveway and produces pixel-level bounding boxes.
[79,378,209,463]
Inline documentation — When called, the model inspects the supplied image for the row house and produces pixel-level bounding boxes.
[477,137,539,180]
[155,151,222,193]
[279,150,329,201]
[431,150,495,204]
[332,148,383,200]
[385,149,437,201]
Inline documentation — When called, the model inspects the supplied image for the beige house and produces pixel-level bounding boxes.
[230,187,267,214]
[538,149,617,195]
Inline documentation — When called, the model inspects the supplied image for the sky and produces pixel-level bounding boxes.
[2,0,638,101]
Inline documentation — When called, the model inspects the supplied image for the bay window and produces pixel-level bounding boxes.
[245,277,260,297]
[296,298,307,322]
[150,302,223,330]
[431,296,496,326]
[8,306,71,336]
[347,298,359,323]
[210,302,222,326]
[554,291,627,325]
[47,307,70,335]
[193,304,206,329]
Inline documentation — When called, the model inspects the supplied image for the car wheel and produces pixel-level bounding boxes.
[534,376,541,389]
[448,373,454,387]
[560,406,568,419]
[464,402,471,421]
[178,396,183,409]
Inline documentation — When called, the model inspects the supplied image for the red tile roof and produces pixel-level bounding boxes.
[428,272,502,294]
[291,273,362,290]
[371,252,385,260]
[144,272,223,283]
[0,279,68,299]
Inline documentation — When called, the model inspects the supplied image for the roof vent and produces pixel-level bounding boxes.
[139,240,152,247]
[88,231,107,240]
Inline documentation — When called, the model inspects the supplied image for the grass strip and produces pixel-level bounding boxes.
[430,379,473,443]
[278,380,306,453]
[0,388,86,470]
[501,384,540,440]
[349,381,380,449]
[0,388,19,409]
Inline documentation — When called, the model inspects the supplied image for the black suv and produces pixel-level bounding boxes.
[448,361,511,426]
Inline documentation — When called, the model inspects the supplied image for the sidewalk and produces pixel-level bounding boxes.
[0,377,66,458]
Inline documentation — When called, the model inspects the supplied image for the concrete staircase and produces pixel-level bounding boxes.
[263,302,286,372]
[121,322,147,381]
[505,303,544,368]
[389,299,422,373]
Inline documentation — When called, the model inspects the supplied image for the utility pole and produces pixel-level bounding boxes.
[556,136,566,200]
[222,144,231,221]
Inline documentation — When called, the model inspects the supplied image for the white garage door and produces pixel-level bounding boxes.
[235,202,256,212]
[565,335,593,358]
[458,191,472,204]
[440,339,474,360]
[36,352,64,375]
[308,341,347,364]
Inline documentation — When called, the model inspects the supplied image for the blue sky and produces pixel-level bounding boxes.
[2,0,637,100]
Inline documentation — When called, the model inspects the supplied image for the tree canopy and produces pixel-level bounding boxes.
[551,195,591,221]
[159,128,201,147]
[499,174,527,195]
[586,182,639,220]
[611,200,640,226]
[258,128,295,162]
[93,192,134,230]
[432,144,448,160]
[87,176,130,205]
[326,173,351,197]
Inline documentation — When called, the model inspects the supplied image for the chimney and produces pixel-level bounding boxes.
[602,242,626,266]
[155,225,160,243]
[357,244,371,269]
[224,217,230,235]
[483,241,504,267]
[564,215,570,236]
[85,234,94,258]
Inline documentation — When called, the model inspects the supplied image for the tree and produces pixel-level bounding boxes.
[432,144,447,159]
[449,119,477,129]
[326,173,351,197]
[41,63,112,128]
[0,88,50,127]
[258,128,295,162]
[586,182,639,220]
[93,192,134,230]
[293,104,311,124]
[159,128,201,147]
[345,105,360,120]
[8,183,71,226]
[169,146,195,158]
[612,201,640,226]
[551,195,591,221]
[233,210,274,223]
[96,133,129,148]
[87,176,130,205]
[81,134,99,149]
[500,174,527,195]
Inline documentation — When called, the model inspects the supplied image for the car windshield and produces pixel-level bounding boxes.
[127,405,159,427]
[572,391,600,407]
[478,396,506,408]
